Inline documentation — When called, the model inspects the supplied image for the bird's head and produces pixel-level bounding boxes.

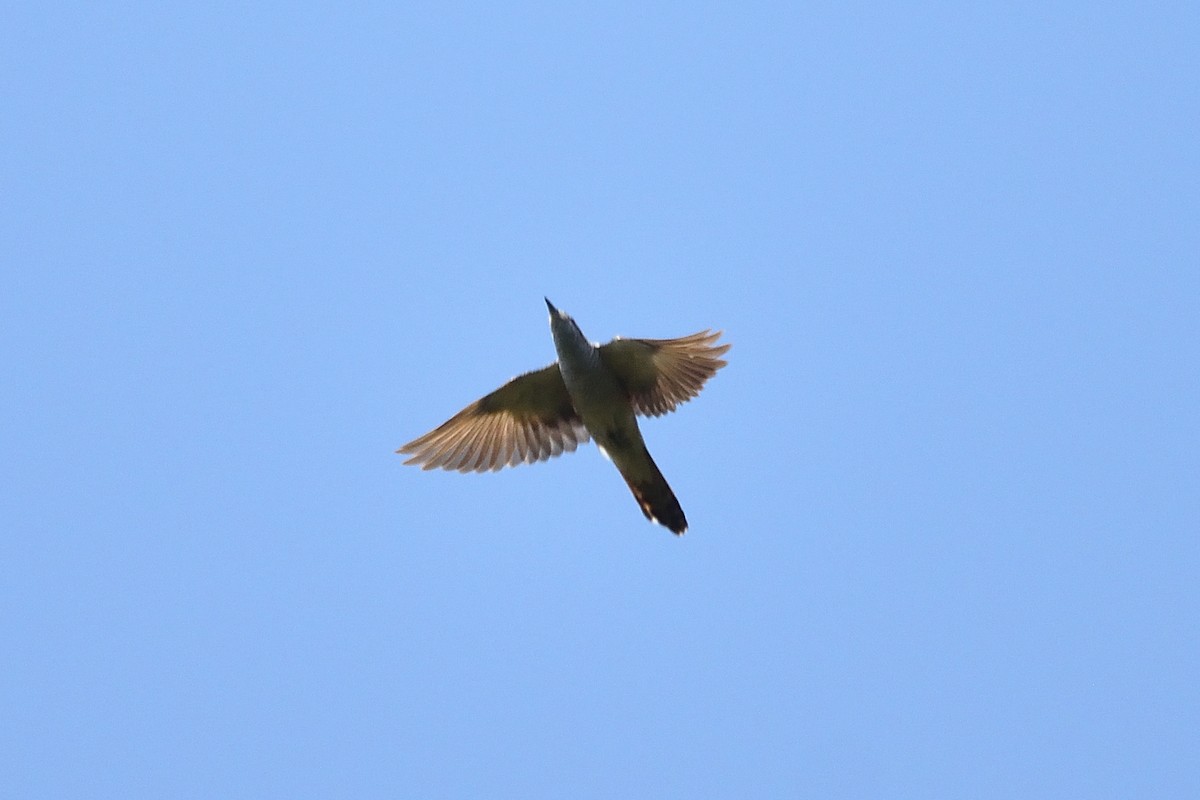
[545,297,590,355]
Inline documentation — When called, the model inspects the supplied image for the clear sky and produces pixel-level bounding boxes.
[4,3,1197,798]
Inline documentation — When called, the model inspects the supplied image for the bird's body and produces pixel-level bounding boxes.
[397,299,729,535]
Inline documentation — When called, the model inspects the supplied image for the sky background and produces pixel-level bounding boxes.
[3,2,1198,797]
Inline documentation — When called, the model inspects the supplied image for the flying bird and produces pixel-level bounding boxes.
[397,299,729,534]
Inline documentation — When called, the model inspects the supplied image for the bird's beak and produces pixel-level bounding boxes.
[544,297,558,316]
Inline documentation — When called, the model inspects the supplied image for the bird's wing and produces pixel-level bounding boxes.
[397,364,589,472]
[598,330,730,417]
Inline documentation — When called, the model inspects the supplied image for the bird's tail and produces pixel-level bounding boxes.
[620,447,687,535]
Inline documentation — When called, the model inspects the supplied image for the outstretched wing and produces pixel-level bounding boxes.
[598,329,730,417]
[397,364,589,472]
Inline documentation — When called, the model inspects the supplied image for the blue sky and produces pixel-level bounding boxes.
[4,2,1197,797]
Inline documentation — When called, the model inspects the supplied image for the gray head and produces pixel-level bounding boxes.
[544,297,592,358]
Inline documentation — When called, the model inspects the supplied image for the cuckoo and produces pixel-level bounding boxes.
[397,299,729,534]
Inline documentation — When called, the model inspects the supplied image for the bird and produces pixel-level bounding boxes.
[396,299,729,535]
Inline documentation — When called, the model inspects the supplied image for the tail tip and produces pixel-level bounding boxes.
[635,494,688,535]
